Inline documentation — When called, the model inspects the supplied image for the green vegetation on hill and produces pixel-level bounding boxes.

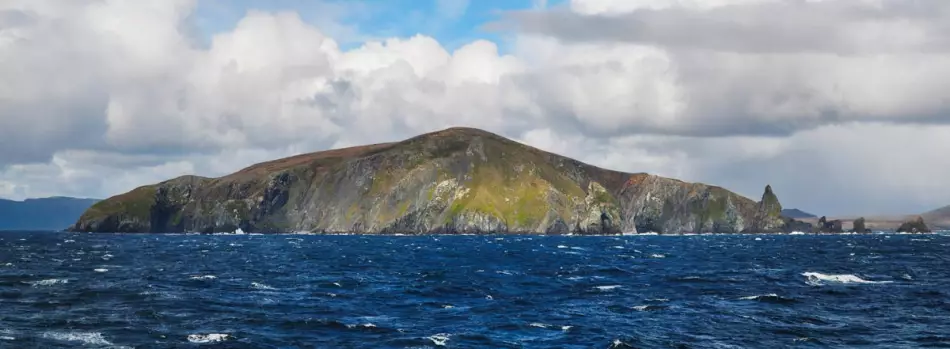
[72,127,789,234]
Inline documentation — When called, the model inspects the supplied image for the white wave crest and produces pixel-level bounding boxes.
[43,332,113,346]
[650,254,666,259]
[190,275,217,280]
[739,293,779,300]
[802,272,893,285]
[94,268,108,273]
[595,285,621,291]
[427,333,451,346]
[251,282,277,290]
[187,333,229,343]
[28,278,68,286]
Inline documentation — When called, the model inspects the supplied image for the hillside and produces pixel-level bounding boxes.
[71,127,791,234]
[922,205,950,230]
[0,197,100,231]
[781,209,816,219]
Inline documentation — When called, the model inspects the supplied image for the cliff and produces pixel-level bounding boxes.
[71,128,789,234]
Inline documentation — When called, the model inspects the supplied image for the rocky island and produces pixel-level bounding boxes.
[72,127,801,235]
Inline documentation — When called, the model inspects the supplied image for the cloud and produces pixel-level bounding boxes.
[1,0,949,216]
[511,0,950,54]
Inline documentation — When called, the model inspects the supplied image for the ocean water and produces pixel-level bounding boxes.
[1,232,949,348]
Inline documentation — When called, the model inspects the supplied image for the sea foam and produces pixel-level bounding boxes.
[427,333,451,346]
[802,272,892,285]
[251,282,277,290]
[187,333,230,343]
[43,332,113,346]
[28,278,68,287]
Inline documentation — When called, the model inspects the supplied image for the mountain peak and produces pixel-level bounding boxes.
[414,127,507,142]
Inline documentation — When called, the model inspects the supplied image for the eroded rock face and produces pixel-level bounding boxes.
[853,217,868,233]
[816,216,844,233]
[897,216,931,233]
[72,128,794,234]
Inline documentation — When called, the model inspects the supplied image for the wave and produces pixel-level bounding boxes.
[427,333,451,346]
[529,323,573,331]
[94,268,108,273]
[251,282,277,290]
[739,294,798,303]
[345,323,378,329]
[802,272,893,286]
[610,339,636,348]
[633,304,669,312]
[43,331,113,346]
[190,275,217,280]
[27,278,68,287]
[187,333,230,343]
[594,285,622,291]
[650,254,666,259]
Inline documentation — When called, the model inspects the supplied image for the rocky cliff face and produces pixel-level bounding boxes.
[72,128,790,234]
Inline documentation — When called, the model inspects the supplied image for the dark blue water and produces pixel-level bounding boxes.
[1,232,949,348]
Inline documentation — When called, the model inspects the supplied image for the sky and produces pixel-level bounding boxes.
[1,0,949,217]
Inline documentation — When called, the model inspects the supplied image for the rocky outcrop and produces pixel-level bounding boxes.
[897,216,931,233]
[852,217,869,233]
[72,128,796,235]
[816,216,843,233]
[782,217,813,233]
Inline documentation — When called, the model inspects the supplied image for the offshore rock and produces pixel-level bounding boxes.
[72,128,793,235]
[896,216,931,233]
[816,216,843,233]
[853,217,869,233]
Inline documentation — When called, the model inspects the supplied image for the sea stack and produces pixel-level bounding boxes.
[852,217,868,233]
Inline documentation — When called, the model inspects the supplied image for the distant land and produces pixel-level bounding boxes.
[922,205,950,229]
[72,127,796,234]
[0,197,100,231]
[797,205,950,232]
[780,209,816,219]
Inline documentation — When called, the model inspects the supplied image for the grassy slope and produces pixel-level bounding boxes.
[74,127,769,233]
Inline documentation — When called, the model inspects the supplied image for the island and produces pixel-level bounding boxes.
[72,127,811,235]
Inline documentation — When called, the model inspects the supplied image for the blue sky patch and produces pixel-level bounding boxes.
[192,0,567,52]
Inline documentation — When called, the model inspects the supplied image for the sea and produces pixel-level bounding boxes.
[0,232,948,348]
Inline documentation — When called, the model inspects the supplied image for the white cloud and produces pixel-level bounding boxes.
[0,0,948,216]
